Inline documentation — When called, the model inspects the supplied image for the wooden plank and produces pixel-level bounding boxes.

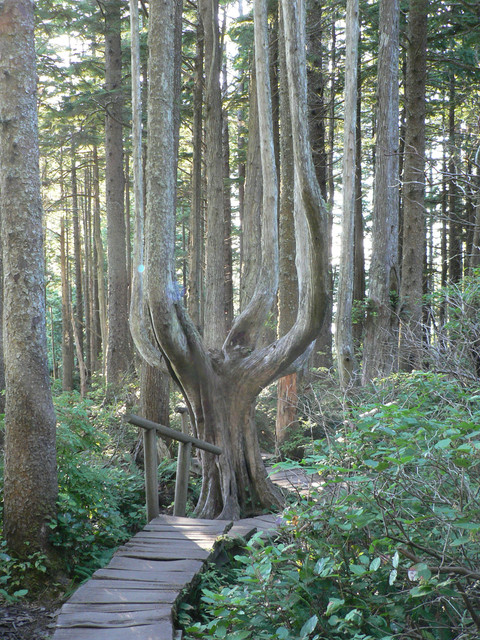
[53,623,172,640]
[86,579,185,591]
[131,530,225,541]
[106,557,203,573]
[56,608,168,628]
[122,538,219,551]
[69,586,178,605]
[117,547,210,561]
[61,603,163,613]
[93,568,198,583]
[148,515,227,526]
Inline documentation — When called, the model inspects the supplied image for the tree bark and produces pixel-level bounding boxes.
[448,74,462,284]
[0,0,58,557]
[353,58,365,348]
[105,0,133,385]
[93,146,108,369]
[187,16,204,332]
[398,0,427,372]
[362,0,400,383]
[336,0,359,387]
[276,2,298,448]
[60,218,74,390]
[199,0,227,350]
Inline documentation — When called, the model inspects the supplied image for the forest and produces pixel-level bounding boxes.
[0,0,480,638]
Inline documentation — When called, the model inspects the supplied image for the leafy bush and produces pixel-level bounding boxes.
[50,390,145,579]
[180,373,480,640]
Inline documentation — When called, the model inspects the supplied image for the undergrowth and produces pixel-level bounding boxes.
[0,385,146,599]
[179,372,480,640]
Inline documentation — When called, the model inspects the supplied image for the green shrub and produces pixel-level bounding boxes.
[181,373,480,640]
[49,391,145,580]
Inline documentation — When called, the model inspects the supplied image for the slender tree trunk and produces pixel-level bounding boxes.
[398,0,427,372]
[448,74,462,284]
[313,10,335,370]
[222,15,234,330]
[276,1,298,448]
[353,57,365,348]
[83,166,92,377]
[60,218,74,390]
[240,66,263,312]
[105,0,133,385]
[362,0,400,383]
[125,153,132,310]
[199,0,226,349]
[0,0,58,557]
[187,17,204,332]
[336,0,359,387]
[93,146,108,370]
[71,141,84,366]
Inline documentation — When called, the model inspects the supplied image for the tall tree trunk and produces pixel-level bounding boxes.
[353,57,366,348]
[222,14,234,330]
[276,1,298,449]
[362,0,400,383]
[448,74,462,284]
[93,147,108,367]
[105,0,133,385]
[125,153,132,309]
[71,142,85,378]
[398,0,427,372]
[199,0,226,349]
[240,66,263,312]
[60,218,74,390]
[187,17,204,332]
[0,0,58,557]
[336,0,359,387]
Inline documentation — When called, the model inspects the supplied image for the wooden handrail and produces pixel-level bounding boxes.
[126,412,221,521]
[126,413,222,455]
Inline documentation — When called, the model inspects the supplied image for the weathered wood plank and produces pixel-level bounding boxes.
[106,557,203,573]
[56,608,168,628]
[93,568,198,583]
[53,623,172,640]
[61,603,163,613]
[69,586,178,605]
[117,547,209,561]
[86,579,185,590]
[122,536,221,557]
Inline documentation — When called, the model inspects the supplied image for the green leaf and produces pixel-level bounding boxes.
[276,628,290,640]
[392,551,399,568]
[389,569,397,585]
[435,438,451,449]
[326,598,344,616]
[451,536,470,546]
[350,564,366,576]
[455,522,480,531]
[369,557,381,571]
[299,614,318,638]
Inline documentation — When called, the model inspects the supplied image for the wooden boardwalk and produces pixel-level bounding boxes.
[52,513,279,640]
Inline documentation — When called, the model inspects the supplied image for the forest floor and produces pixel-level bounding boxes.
[0,601,59,639]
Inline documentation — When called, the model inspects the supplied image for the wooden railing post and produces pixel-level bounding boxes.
[143,426,159,522]
[126,413,221,523]
[173,406,192,517]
